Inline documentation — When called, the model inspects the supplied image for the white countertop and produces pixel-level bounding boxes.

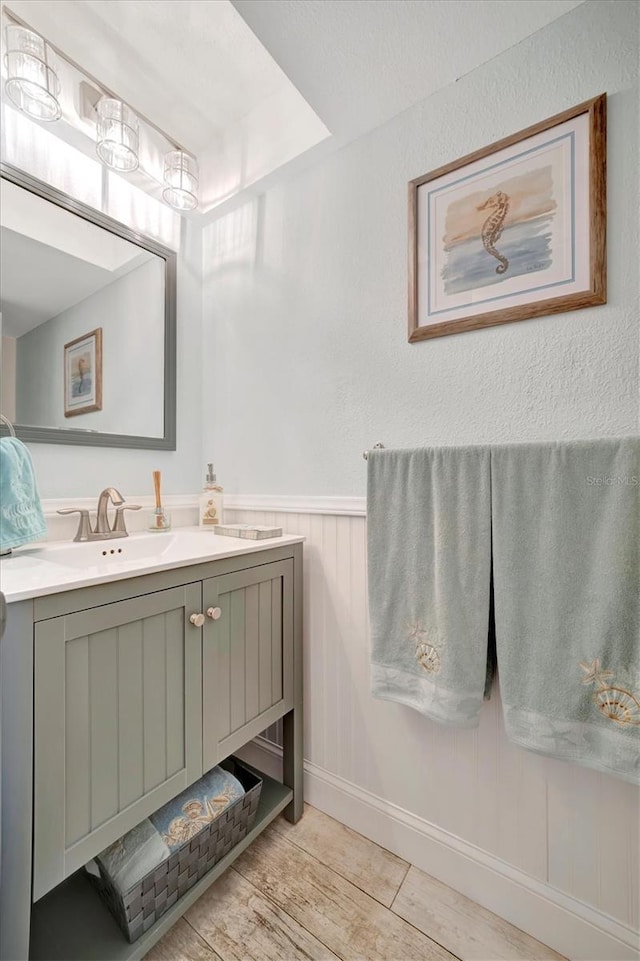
[0,527,304,603]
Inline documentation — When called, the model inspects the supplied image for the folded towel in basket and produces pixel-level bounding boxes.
[367,446,493,727]
[95,764,245,894]
[96,819,170,896]
[0,437,47,551]
[150,764,245,850]
[491,437,640,784]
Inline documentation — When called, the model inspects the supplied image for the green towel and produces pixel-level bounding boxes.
[0,437,47,551]
[367,446,492,727]
[491,438,640,784]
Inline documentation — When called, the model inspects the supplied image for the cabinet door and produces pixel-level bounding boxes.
[33,583,203,901]
[203,559,294,770]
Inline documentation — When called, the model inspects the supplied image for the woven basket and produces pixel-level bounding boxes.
[88,758,262,943]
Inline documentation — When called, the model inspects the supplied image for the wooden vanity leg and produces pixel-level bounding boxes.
[283,542,303,823]
[282,707,303,822]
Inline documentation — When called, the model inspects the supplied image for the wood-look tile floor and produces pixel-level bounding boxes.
[145,804,566,961]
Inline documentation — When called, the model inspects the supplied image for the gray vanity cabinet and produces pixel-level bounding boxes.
[202,559,294,770]
[0,542,302,961]
[33,583,204,901]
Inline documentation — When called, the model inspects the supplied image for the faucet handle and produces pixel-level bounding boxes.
[113,504,142,534]
[57,508,93,542]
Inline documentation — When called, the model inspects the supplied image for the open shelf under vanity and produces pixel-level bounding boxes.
[30,768,292,961]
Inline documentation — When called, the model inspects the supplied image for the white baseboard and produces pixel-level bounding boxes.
[236,738,639,961]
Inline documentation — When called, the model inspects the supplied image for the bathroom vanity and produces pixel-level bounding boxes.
[0,531,303,961]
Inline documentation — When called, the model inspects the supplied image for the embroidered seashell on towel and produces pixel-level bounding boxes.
[94,764,246,895]
[150,765,244,850]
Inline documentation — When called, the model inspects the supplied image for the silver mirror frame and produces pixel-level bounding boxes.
[0,161,177,450]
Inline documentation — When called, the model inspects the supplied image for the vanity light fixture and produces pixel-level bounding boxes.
[4,24,62,122]
[4,15,199,210]
[162,149,199,211]
[96,96,139,172]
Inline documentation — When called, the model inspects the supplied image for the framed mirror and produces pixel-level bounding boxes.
[0,162,176,449]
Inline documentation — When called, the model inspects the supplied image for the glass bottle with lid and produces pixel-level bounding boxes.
[199,463,224,527]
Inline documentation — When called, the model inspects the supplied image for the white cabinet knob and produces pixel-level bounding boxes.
[206,607,222,620]
[190,612,205,627]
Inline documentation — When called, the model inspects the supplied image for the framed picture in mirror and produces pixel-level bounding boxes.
[64,328,102,417]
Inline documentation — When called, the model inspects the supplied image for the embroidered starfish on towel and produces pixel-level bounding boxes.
[407,622,428,641]
[579,659,614,688]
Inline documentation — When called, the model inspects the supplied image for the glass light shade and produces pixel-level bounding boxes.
[163,150,198,210]
[96,97,139,172]
[4,25,61,122]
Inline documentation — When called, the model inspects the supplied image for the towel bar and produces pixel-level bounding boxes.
[363,443,385,460]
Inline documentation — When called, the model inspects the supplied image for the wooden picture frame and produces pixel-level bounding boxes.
[64,328,102,417]
[408,93,606,341]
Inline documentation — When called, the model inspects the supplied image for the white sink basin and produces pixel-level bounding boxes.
[38,532,180,569]
[2,527,303,604]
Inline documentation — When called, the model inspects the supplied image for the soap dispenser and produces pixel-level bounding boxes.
[199,463,224,527]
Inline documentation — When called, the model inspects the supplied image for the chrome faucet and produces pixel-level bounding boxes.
[57,488,141,542]
[95,487,125,533]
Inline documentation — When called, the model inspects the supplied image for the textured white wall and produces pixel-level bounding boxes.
[203,0,638,496]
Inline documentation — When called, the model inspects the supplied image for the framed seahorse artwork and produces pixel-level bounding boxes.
[408,94,606,341]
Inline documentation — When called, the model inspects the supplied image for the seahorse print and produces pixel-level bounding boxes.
[477,190,509,274]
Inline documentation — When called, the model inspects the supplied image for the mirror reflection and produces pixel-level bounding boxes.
[0,177,168,441]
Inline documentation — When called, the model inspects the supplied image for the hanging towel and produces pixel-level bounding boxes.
[491,437,640,784]
[0,437,47,551]
[367,446,492,727]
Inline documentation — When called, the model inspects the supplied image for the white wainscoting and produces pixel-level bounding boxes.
[227,501,640,961]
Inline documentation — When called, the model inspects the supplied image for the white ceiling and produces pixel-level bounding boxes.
[3,0,585,216]
[231,0,585,140]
